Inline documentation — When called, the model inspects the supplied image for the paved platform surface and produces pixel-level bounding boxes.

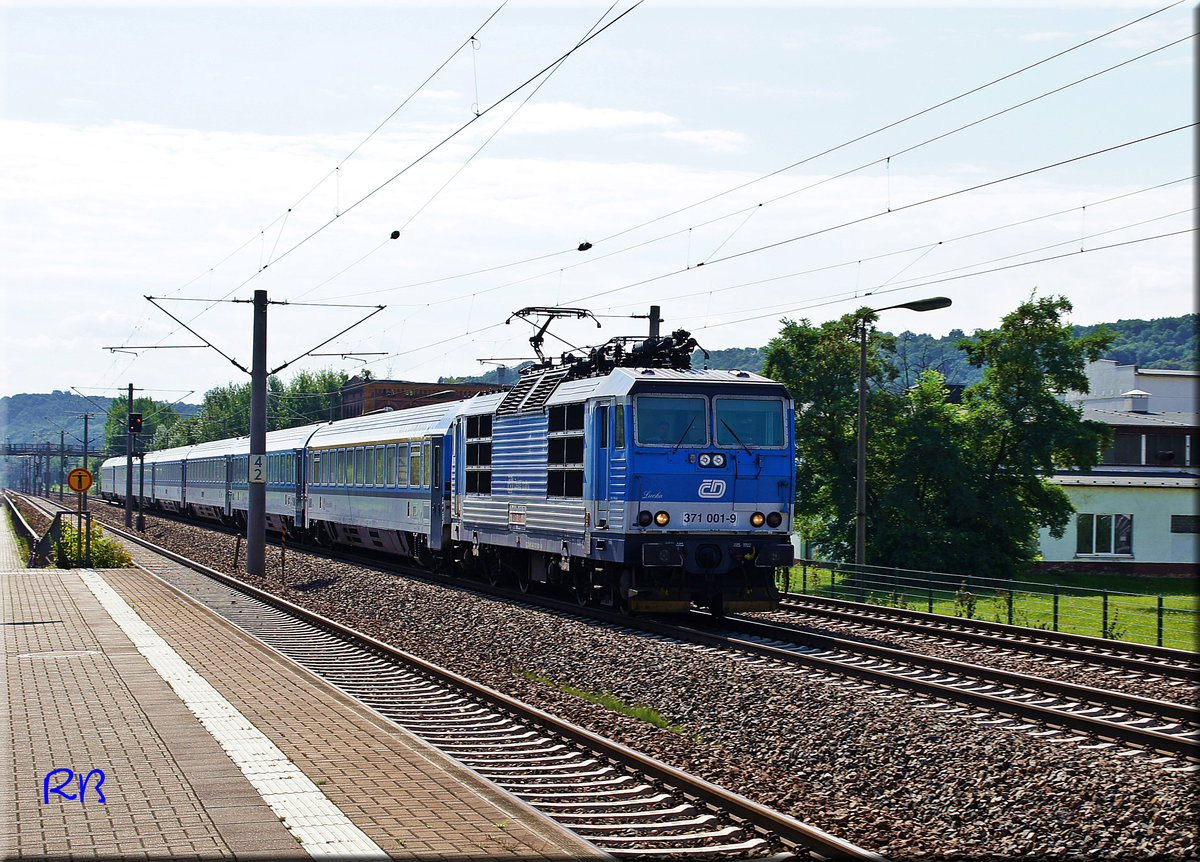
[1,506,601,859]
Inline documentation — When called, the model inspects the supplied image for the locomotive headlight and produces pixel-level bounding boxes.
[750,512,766,527]
[698,453,712,467]
[638,510,653,527]
[654,511,670,526]
[712,453,726,468]
[766,511,783,528]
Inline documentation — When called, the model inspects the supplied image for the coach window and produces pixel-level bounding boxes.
[635,395,707,447]
[355,448,364,486]
[396,443,410,487]
[410,444,422,490]
[365,447,376,486]
[422,441,432,488]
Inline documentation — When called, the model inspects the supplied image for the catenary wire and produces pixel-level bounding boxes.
[563,124,1193,308]
[321,26,1192,304]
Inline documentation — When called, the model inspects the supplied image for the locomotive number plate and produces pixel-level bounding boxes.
[683,512,738,525]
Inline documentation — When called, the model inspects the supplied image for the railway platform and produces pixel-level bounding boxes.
[0,515,601,859]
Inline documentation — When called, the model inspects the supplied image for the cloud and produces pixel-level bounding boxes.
[498,101,678,135]
[663,129,749,153]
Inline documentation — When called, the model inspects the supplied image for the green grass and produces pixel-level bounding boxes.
[516,670,685,733]
[783,564,1199,652]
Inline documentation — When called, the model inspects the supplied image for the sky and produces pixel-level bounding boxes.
[0,1,1193,409]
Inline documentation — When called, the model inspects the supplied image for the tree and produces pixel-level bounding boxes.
[952,296,1114,573]
[158,367,350,447]
[763,309,898,562]
[102,395,180,458]
[763,295,1114,578]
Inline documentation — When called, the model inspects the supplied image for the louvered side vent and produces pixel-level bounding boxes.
[518,368,570,414]
[495,374,540,416]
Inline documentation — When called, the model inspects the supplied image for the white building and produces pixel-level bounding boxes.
[1037,360,1197,575]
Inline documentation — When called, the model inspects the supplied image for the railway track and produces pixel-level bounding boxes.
[23,492,1200,766]
[769,593,1200,684]
[684,612,1200,765]
[12,492,877,861]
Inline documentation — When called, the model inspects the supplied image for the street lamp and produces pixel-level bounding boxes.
[855,296,952,569]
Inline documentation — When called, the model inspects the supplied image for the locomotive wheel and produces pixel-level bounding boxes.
[572,570,591,607]
[516,565,532,594]
[482,550,505,587]
[615,568,633,615]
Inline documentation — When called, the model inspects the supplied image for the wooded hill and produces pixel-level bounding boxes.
[450,313,1195,387]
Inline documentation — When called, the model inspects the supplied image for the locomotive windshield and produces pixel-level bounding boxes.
[635,395,708,446]
[714,397,786,448]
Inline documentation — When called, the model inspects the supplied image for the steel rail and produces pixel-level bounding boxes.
[705,614,1195,729]
[710,613,1200,727]
[3,490,41,547]
[776,593,1199,682]
[654,614,1199,763]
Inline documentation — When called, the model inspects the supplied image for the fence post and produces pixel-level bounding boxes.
[926,576,933,613]
[1157,595,1164,647]
[1102,592,1109,638]
[84,513,92,568]
[1007,578,1014,626]
[1053,586,1059,632]
[802,567,807,594]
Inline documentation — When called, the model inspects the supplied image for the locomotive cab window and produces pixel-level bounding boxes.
[714,397,786,448]
[635,395,707,447]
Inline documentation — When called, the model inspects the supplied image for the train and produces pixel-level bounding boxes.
[101,326,795,614]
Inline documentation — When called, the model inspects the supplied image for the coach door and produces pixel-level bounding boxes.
[591,402,613,530]
[429,439,445,550]
[293,449,305,526]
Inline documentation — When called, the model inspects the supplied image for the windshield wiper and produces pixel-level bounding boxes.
[672,417,697,454]
[720,419,753,456]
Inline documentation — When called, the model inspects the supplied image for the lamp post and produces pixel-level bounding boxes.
[855,296,952,569]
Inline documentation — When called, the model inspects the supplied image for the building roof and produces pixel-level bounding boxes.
[1082,409,1198,429]
[1051,471,1198,488]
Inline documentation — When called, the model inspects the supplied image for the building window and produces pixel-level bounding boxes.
[1170,515,1199,534]
[1076,513,1133,555]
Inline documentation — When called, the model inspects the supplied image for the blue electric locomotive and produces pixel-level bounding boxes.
[102,325,795,613]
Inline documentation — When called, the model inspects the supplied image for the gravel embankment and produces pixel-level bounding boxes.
[63,502,1200,858]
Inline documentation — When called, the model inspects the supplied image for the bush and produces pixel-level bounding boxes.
[55,521,134,569]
